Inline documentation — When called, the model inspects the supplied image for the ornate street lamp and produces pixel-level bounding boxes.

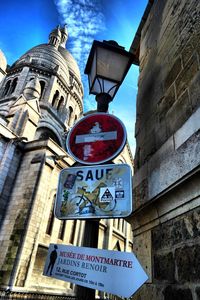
[84,40,134,112]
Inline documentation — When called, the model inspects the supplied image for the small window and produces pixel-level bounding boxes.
[57,96,64,111]
[9,77,18,94]
[39,80,46,99]
[3,80,11,96]
[68,106,73,125]
[52,90,59,107]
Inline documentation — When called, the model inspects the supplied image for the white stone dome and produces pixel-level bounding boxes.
[15,44,70,84]
[0,49,7,72]
[58,46,81,81]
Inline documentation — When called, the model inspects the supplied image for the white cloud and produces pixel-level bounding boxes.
[54,0,105,68]
[54,0,106,111]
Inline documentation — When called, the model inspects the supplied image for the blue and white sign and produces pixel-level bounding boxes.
[55,164,132,219]
[43,244,148,298]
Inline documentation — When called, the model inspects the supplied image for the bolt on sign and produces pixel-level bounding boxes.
[54,164,132,219]
[43,244,148,298]
[66,113,127,165]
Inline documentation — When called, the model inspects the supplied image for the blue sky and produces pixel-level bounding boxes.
[0,0,147,155]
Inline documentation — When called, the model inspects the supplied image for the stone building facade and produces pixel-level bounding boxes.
[130,0,200,299]
[0,26,134,298]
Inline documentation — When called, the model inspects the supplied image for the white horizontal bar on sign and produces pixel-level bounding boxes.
[75,131,117,143]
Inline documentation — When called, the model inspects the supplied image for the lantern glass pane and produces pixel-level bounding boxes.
[89,51,96,87]
[90,78,118,97]
[96,48,130,81]
[91,78,102,95]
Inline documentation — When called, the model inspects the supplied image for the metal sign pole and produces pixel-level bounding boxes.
[76,220,99,300]
[72,161,99,300]
[65,102,129,299]
[77,103,107,300]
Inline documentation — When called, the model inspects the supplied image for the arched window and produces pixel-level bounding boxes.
[36,127,61,146]
[68,106,73,126]
[3,80,11,96]
[52,90,59,107]
[9,77,18,94]
[57,96,64,111]
[39,80,46,99]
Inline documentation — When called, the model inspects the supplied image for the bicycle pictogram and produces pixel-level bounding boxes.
[71,186,117,215]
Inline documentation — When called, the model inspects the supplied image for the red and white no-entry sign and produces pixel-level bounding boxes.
[66,113,127,165]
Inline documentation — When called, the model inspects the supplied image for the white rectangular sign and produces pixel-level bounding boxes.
[75,131,117,143]
[55,164,132,219]
[43,244,148,298]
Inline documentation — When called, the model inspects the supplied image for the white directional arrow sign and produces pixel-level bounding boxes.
[43,244,148,298]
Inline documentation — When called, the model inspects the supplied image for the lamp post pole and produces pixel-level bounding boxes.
[76,39,133,300]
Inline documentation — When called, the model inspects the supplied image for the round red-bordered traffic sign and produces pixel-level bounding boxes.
[66,113,127,165]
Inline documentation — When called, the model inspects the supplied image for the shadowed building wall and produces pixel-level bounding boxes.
[130,1,200,299]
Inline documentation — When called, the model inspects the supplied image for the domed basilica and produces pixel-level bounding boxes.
[0,26,133,299]
[0,25,83,147]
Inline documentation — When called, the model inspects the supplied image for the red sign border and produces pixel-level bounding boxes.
[66,113,127,165]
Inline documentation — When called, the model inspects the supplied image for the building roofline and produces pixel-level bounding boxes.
[129,0,154,65]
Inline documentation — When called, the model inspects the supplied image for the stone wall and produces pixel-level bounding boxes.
[152,207,200,299]
[135,0,200,173]
[131,0,200,299]
[132,173,200,300]
[133,0,200,206]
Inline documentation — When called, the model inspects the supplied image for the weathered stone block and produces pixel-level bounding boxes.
[172,219,186,244]
[189,70,200,111]
[133,231,152,282]
[174,106,200,149]
[175,53,199,99]
[152,223,172,251]
[155,118,168,150]
[149,135,174,171]
[181,39,195,67]
[166,89,192,136]
[133,161,148,188]
[158,85,176,122]
[132,284,163,300]
[153,208,200,251]
[133,178,148,209]
[165,57,182,90]
[175,245,200,282]
[137,63,163,121]
[196,287,200,299]
[154,252,175,282]
[142,129,156,164]
[163,286,193,300]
